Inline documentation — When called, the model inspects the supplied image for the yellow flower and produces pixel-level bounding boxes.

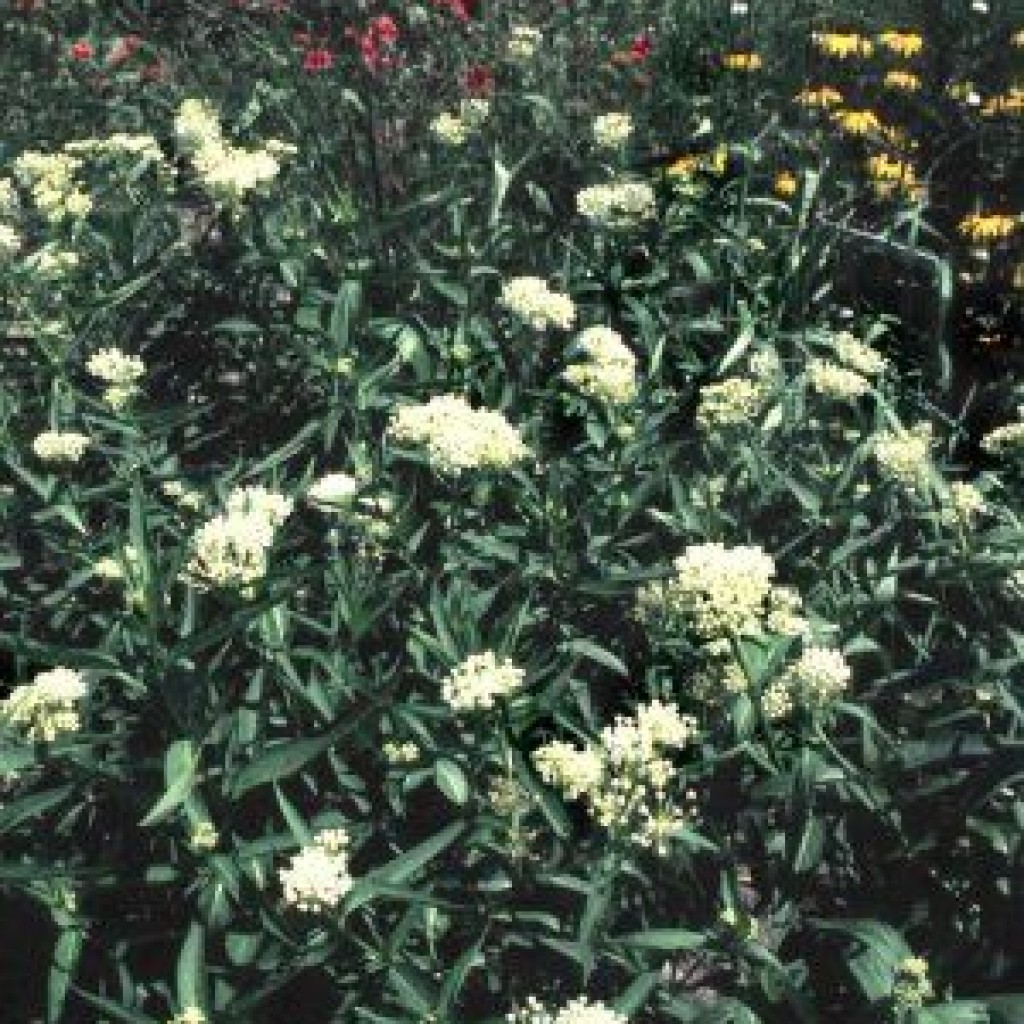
[959,213,1020,243]
[981,88,1024,116]
[884,69,921,92]
[1011,29,1024,48]
[722,51,763,71]
[666,154,701,178]
[878,31,924,58]
[774,170,798,197]
[866,154,923,199]
[832,108,882,135]
[795,85,844,109]
[812,31,874,59]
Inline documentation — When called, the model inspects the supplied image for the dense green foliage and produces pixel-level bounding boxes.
[0,2,1022,1023]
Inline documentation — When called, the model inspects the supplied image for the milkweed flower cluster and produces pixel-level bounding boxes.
[696,375,772,432]
[940,481,986,527]
[506,26,542,61]
[0,667,87,742]
[893,955,934,1010]
[388,394,532,473]
[24,245,79,279]
[806,358,871,401]
[637,542,809,700]
[440,651,526,712]
[980,420,1024,457]
[832,331,888,376]
[12,150,91,222]
[874,423,934,495]
[576,180,656,229]
[534,701,699,853]
[500,276,577,331]
[173,99,294,208]
[562,326,638,405]
[86,347,145,409]
[32,430,90,464]
[186,486,293,592]
[306,472,359,511]
[507,996,627,1024]
[430,112,470,147]
[592,112,633,149]
[762,646,852,721]
[279,828,353,913]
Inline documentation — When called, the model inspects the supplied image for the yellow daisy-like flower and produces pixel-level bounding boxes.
[722,51,763,71]
[884,69,921,92]
[795,85,844,109]
[981,88,1024,116]
[878,31,924,58]
[832,108,882,135]
[959,213,1020,243]
[774,170,798,197]
[866,154,924,199]
[665,154,701,179]
[812,31,874,59]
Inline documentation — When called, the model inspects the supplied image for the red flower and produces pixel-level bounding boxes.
[370,14,399,44]
[302,47,334,72]
[629,32,653,60]
[462,64,495,96]
[69,39,95,61]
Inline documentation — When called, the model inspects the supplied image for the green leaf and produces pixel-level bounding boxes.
[229,727,343,797]
[614,928,707,951]
[434,758,469,805]
[47,928,83,1024]
[141,739,197,827]
[176,920,206,1010]
[0,785,73,835]
[560,638,629,678]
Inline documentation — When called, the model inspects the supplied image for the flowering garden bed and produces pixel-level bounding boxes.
[0,2,1022,1023]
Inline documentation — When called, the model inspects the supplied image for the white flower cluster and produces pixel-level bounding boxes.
[592,112,634,149]
[534,700,699,853]
[832,330,888,376]
[12,150,91,222]
[981,420,1024,458]
[429,98,490,146]
[806,357,871,400]
[508,997,626,1024]
[696,375,772,432]
[174,99,294,207]
[637,542,809,701]
[307,472,359,511]
[507,25,542,61]
[0,223,20,259]
[32,429,90,464]
[762,646,851,720]
[0,178,17,216]
[563,326,637,405]
[86,347,146,409]
[576,180,656,228]
[186,485,293,592]
[940,480,986,528]
[874,423,934,494]
[279,828,353,913]
[440,651,526,712]
[500,276,577,331]
[24,244,79,279]
[1,667,87,742]
[162,480,205,512]
[430,112,470,147]
[388,394,531,474]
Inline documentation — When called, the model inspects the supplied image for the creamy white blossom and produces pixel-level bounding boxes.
[279,828,353,912]
[874,423,934,494]
[592,112,633,149]
[563,325,637,404]
[576,180,656,228]
[389,394,531,473]
[441,651,526,711]
[507,26,542,60]
[500,276,576,331]
[1,667,87,742]
[32,430,90,463]
[86,347,145,385]
[307,472,359,510]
